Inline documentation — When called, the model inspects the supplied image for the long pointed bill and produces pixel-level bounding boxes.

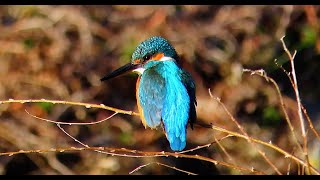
[100,63,138,81]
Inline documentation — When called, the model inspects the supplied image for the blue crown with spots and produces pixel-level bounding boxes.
[131,36,178,62]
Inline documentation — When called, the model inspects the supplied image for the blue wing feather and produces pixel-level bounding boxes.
[139,70,165,128]
[158,61,191,151]
[180,70,197,129]
[162,75,190,151]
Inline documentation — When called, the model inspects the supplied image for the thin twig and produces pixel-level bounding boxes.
[280,36,311,174]
[243,68,303,153]
[129,162,198,175]
[195,120,319,173]
[301,105,320,140]
[5,110,320,175]
[56,123,262,174]
[56,123,137,157]
[178,135,233,154]
[0,99,139,116]
[0,145,265,174]
[287,160,291,175]
[129,163,152,174]
[22,102,262,174]
[207,124,319,174]
[25,110,228,156]
[280,36,306,137]
[274,59,294,86]
[208,89,282,175]
[213,134,241,174]
[25,109,118,125]
[275,58,320,140]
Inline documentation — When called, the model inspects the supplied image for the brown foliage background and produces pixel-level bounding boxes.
[0,5,319,175]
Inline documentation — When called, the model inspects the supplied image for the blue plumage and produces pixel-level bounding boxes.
[180,70,197,129]
[138,64,165,128]
[132,37,178,61]
[101,36,196,151]
[139,60,193,151]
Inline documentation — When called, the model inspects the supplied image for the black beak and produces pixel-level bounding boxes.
[100,63,138,81]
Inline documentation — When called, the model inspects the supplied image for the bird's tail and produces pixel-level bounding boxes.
[165,129,187,151]
[169,138,186,151]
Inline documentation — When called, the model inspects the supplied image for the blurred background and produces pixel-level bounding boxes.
[0,5,319,175]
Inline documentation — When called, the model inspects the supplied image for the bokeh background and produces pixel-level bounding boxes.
[0,5,319,175]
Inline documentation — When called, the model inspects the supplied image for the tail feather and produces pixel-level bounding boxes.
[167,132,186,151]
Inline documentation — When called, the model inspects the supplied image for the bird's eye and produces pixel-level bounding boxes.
[143,54,151,61]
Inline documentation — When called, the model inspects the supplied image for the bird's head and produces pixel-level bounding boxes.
[101,36,178,81]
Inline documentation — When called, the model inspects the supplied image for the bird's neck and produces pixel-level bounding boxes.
[143,58,179,76]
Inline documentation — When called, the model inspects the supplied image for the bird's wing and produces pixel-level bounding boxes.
[138,70,165,129]
[180,70,197,129]
[161,71,190,151]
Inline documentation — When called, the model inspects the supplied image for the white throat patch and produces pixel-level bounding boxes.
[133,67,145,75]
[159,56,175,62]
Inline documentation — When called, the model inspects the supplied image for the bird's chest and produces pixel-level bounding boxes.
[138,64,181,99]
[139,69,166,103]
[137,64,182,111]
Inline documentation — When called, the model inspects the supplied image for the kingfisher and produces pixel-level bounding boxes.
[101,36,197,151]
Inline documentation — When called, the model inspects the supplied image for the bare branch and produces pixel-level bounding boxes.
[0,145,265,174]
[25,109,118,125]
[280,36,306,137]
[178,135,233,154]
[129,162,198,175]
[280,36,310,174]
[0,99,139,116]
[301,105,320,140]
[209,89,282,174]
[243,68,303,153]
[213,134,241,174]
[208,124,319,174]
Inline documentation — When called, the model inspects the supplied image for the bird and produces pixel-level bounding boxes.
[101,36,197,151]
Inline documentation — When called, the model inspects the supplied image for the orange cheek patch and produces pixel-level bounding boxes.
[152,53,164,61]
